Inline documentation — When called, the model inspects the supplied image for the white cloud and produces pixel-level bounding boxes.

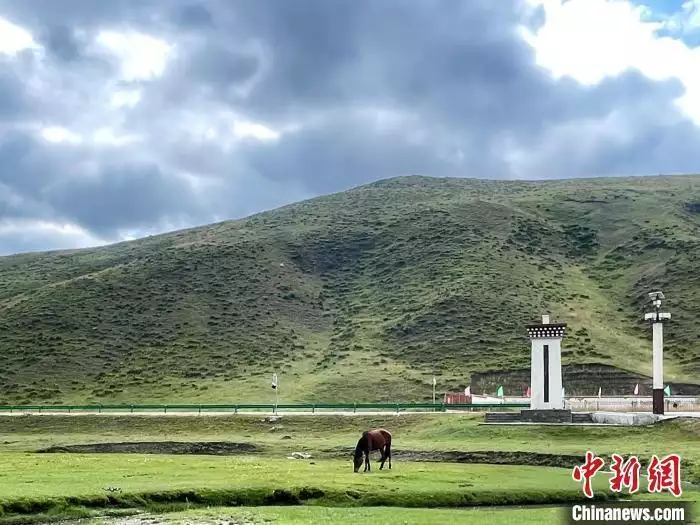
[110,90,142,108]
[171,108,282,147]
[0,17,37,55]
[522,0,700,124]
[94,30,172,81]
[232,120,280,141]
[92,128,141,146]
[40,126,83,144]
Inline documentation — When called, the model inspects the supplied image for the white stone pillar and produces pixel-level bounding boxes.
[652,322,663,390]
[527,315,567,410]
[644,291,670,416]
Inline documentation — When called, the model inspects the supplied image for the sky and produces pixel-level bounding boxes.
[1,0,700,255]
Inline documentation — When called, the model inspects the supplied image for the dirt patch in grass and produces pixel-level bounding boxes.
[37,441,261,456]
[323,448,585,468]
[36,442,582,468]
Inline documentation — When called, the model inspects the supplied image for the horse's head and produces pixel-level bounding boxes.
[353,451,363,472]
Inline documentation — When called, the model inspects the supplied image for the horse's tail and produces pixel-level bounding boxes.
[385,432,392,468]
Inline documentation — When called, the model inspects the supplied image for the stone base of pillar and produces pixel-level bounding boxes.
[520,409,572,423]
[652,389,664,415]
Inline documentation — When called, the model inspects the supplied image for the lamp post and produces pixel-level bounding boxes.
[272,373,279,411]
[644,291,671,415]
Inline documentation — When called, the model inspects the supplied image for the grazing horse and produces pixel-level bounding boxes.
[353,428,392,472]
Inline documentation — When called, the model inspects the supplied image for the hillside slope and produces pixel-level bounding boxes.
[1,175,699,403]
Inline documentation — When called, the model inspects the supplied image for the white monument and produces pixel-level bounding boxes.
[526,314,567,410]
[644,291,671,415]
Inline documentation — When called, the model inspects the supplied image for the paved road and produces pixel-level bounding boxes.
[0,410,460,416]
[1,409,698,418]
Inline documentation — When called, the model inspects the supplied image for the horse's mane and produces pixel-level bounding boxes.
[355,431,369,456]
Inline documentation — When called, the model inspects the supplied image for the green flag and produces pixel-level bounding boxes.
[496,385,504,397]
[664,385,671,396]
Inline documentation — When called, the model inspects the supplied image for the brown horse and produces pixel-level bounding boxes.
[353,428,392,472]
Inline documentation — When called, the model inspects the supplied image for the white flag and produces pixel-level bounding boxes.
[562,387,565,398]
[598,387,602,398]
[465,385,471,396]
[272,373,278,390]
[432,376,437,387]
[633,383,639,395]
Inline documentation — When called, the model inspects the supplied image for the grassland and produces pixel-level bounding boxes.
[142,506,567,525]
[79,505,687,525]
[1,174,700,403]
[0,414,698,523]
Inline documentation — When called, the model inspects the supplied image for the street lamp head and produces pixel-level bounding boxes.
[648,291,664,308]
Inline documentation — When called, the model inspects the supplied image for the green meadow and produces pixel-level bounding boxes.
[0,414,697,523]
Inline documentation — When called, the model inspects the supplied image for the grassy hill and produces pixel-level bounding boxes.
[1,174,699,404]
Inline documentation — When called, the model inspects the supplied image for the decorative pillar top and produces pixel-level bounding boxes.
[526,315,566,340]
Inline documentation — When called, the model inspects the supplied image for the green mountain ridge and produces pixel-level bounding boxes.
[0,174,699,403]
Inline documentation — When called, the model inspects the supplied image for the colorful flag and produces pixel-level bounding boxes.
[465,385,471,396]
[633,383,639,395]
[496,385,504,397]
[525,386,531,398]
[664,385,671,396]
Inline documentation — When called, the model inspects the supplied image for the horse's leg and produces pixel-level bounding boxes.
[387,440,392,469]
[365,451,371,472]
[379,445,387,470]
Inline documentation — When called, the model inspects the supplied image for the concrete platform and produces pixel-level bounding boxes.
[484,410,700,426]
[520,409,572,423]
[591,412,661,425]
[591,411,700,425]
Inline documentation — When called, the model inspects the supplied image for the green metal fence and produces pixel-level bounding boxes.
[0,402,529,414]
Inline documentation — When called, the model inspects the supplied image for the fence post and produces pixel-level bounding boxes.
[164,405,167,414]
[198,404,202,415]
[312,404,315,414]
[353,403,356,414]
[130,404,134,414]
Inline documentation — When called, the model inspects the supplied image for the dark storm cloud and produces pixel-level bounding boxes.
[170,3,214,29]
[173,42,260,90]
[1,0,700,254]
[0,59,27,119]
[0,0,158,29]
[0,131,59,197]
[46,162,204,236]
[0,131,206,238]
[37,24,87,62]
